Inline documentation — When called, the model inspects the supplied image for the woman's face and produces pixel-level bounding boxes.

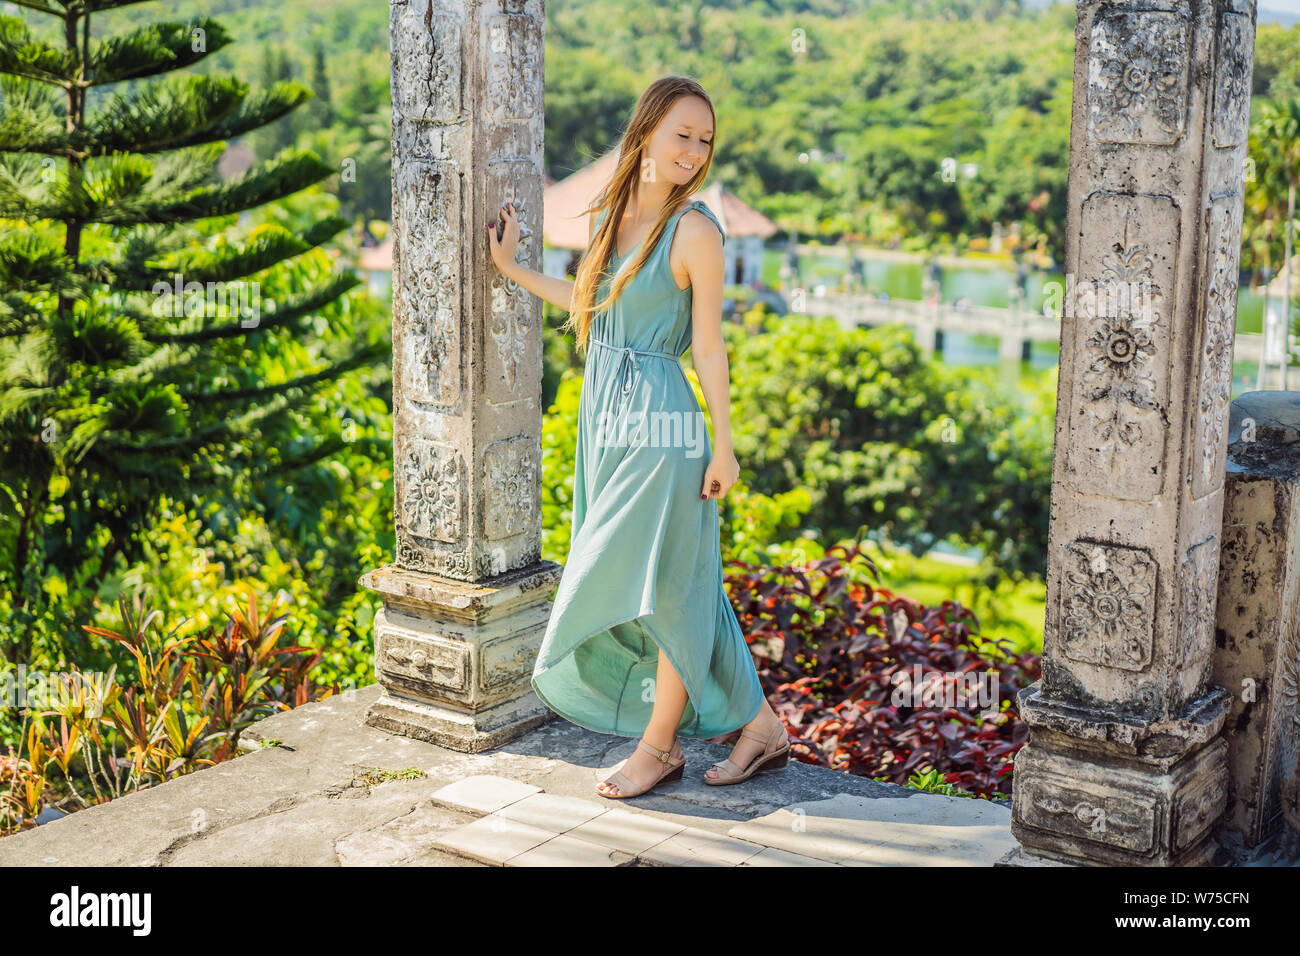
[644,95,713,187]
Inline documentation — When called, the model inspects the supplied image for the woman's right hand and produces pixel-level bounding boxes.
[486,201,520,274]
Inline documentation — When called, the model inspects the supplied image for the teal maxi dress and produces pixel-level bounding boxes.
[531,199,766,739]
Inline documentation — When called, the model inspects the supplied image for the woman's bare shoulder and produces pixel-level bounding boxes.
[676,206,722,248]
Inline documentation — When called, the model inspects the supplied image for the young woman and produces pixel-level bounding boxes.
[488,75,789,799]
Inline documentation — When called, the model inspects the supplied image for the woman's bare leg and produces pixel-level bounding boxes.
[596,645,689,796]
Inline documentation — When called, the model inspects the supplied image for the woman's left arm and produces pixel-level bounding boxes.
[682,213,739,500]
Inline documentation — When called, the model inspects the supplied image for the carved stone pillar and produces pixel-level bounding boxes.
[1004,0,1256,865]
[1211,392,1300,857]
[358,0,561,752]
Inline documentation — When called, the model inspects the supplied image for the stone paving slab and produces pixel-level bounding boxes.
[638,825,768,866]
[429,775,542,814]
[430,775,841,866]
[493,792,609,832]
[739,845,842,866]
[434,815,561,865]
[507,833,638,867]
[564,806,688,855]
[727,791,1016,866]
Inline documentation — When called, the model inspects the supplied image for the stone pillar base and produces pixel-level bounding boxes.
[358,561,563,753]
[365,686,554,753]
[1010,682,1231,866]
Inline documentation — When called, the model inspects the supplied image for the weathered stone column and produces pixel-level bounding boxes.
[1211,392,1300,858]
[357,0,561,752]
[1004,0,1256,865]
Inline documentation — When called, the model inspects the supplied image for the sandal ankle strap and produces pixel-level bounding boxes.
[638,738,679,763]
[740,721,784,747]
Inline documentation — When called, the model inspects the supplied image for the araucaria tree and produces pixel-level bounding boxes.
[0,1,385,661]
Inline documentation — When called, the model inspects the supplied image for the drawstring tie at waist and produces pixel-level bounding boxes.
[588,336,681,395]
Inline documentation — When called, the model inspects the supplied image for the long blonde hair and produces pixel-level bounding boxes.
[564,76,717,353]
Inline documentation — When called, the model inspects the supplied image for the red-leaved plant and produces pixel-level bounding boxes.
[723,541,1040,798]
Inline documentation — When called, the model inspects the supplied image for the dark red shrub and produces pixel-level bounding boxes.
[723,541,1040,798]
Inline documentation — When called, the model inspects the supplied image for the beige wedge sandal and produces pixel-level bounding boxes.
[704,712,791,786]
[595,737,686,799]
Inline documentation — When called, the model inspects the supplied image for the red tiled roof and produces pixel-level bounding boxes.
[543,149,779,251]
[359,236,393,271]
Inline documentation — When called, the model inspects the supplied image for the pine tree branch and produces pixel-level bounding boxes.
[132,140,225,198]
[96,378,314,454]
[193,434,391,490]
[0,225,67,290]
[6,1,63,16]
[254,435,351,479]
[0,73,67,152]
[0,15,75,87]
[102,340,203,389]
[1,147,335,224]
[138,149,336,223]
[91,215,348,290]
[253,435,393,482]
[87,73,245,154]
[0,140,226,222]
[11,81,314,155]
[177,339,388,405]
[0,292,45,336]
[88,17,233,86]
[145,82,312,153]
[79,1,158,13]
[141,269,362,343]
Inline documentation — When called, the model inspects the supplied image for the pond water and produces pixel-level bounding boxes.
[769,245,1283,403]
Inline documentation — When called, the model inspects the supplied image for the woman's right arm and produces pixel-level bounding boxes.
[488,205,596,313]
[498,259,577,312]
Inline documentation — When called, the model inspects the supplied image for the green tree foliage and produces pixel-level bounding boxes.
[1244,97,1300,285]
[0,0,387,666]
[723,316,1055,581]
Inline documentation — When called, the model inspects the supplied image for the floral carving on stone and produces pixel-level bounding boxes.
[1212,11,1252,149]
[401,440,462,543]
[1079,239,1163,449]
[1068,192,1176,501]
[1088,10,1189,145]
[1177,536,1219,673]
[1061,540,1156,672]
[399,176,461,407]
[1194,197,1243,499]
[1173,772,1228,852]
[485,186,536,392]
[483,437,537,540]
[486,16,540,122]
[396,539,433,573]
[1279,638,1299,792]
[391,1,460,124]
